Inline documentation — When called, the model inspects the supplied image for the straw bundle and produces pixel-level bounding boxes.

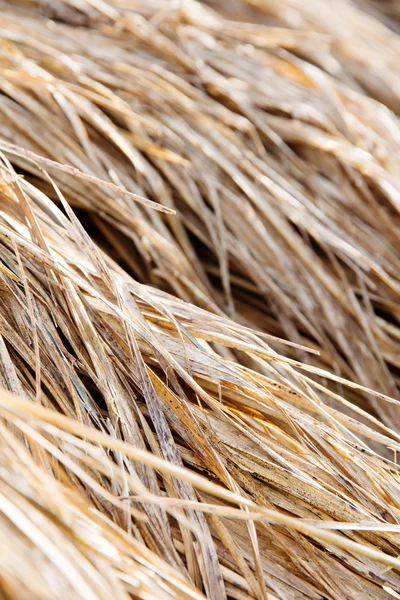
[0,1,400,599]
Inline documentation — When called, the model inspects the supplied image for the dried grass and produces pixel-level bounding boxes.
[0,1,399,599]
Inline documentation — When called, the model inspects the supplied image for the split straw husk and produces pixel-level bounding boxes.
[0,1,399,599]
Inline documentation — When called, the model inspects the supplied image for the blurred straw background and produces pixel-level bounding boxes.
[0,1,400,599]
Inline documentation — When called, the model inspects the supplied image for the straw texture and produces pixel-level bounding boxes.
[0,1,399,599]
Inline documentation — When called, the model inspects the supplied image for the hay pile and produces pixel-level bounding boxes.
[0,1,400,599]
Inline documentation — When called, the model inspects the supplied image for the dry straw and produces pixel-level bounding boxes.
[0,0,399,599]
